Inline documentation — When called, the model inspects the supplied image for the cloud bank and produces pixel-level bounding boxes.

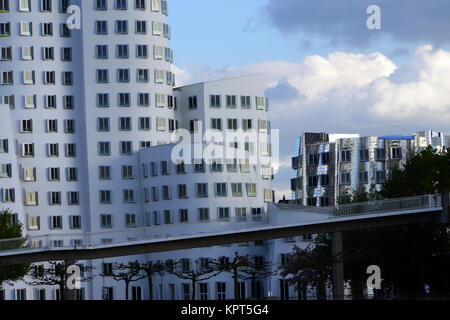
[261,0,450,47]
[174,45,450,135]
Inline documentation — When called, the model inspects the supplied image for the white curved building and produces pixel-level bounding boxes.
[0,0,311,301]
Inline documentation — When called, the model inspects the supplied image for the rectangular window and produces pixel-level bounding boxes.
[100,190,112,204]
[375,171,386,184]
[246,183,257,197]
[156,118,166,132]
[99,166,111,180]
[23,70,35,85]
[96,45,108,59]
[375,148,386,161]
[117,44,129,58]
[0,139,8,153]
[189,96,197,109]
[49,192,61,206]
[19,22,32,36]
[2,188,15,202]
[117,69,130,82]
[241,96,251,108]
[51,215,63,229]
[70,216,82,229]
[101,215,112,228]
[138,93,150,107]
[178,184,188,199]
[359,171,369,184]
[118,93,130,107]
[116,20,128,34]
[97,69,109,83]
[226,95,236,108]
[0,0,9,12]
[341,150,352,163]
[210,95,221,108]
[125,214,137,227]
[231,183,243,197]
[179,209,189,223]
[360,149,369,162]
[340,172,351,185]
[391,147,403,160]
[21,46,33,60]
[64,96,74,109]
[215,183,227,197]
[0,22,11,36]
[136,20,147,33]
[1,71,13,84]
[218,208,230,220]
[197,183,208,198]
[120,141,132,155]
[198,208,210,222]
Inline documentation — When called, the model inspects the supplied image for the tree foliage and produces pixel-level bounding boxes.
[0,210,30,286]
[382,147,450,198]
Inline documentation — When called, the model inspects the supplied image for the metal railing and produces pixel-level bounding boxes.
[0,213,273,254]
[332,194,442,218]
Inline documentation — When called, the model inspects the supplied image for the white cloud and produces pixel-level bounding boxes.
[173,45,450,128]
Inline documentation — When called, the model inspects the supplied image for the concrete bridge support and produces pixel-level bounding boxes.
[441,190,449,225]
[331,232,345,300]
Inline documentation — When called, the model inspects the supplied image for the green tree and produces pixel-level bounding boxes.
[135,260,166,300]
[0,210,30,286]
[210,252,250,300]
[103,261,145,300]
[280,236,332,300]
[382,147,450,198]
[169,258,221,300]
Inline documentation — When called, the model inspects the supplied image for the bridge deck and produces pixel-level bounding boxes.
[0,195,445,266]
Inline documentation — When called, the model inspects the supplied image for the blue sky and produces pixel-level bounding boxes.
[168,0,450,199]
[168,0,293,68]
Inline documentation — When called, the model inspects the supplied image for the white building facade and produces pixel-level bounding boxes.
[0,0,308,301]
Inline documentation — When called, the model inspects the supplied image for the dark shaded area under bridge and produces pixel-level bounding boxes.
[0,192,448,300]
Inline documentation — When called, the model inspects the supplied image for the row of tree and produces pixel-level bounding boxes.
[0,243,277,300]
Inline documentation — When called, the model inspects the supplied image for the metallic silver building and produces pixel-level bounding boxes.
[291,130,448,206]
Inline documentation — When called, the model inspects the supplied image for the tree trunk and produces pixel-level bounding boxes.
[233,269,239,300]
[148,275,154,300]
[297,279,302,301]
[192,280,197,300]
[59,281,65,301]
[125,281,130,301]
